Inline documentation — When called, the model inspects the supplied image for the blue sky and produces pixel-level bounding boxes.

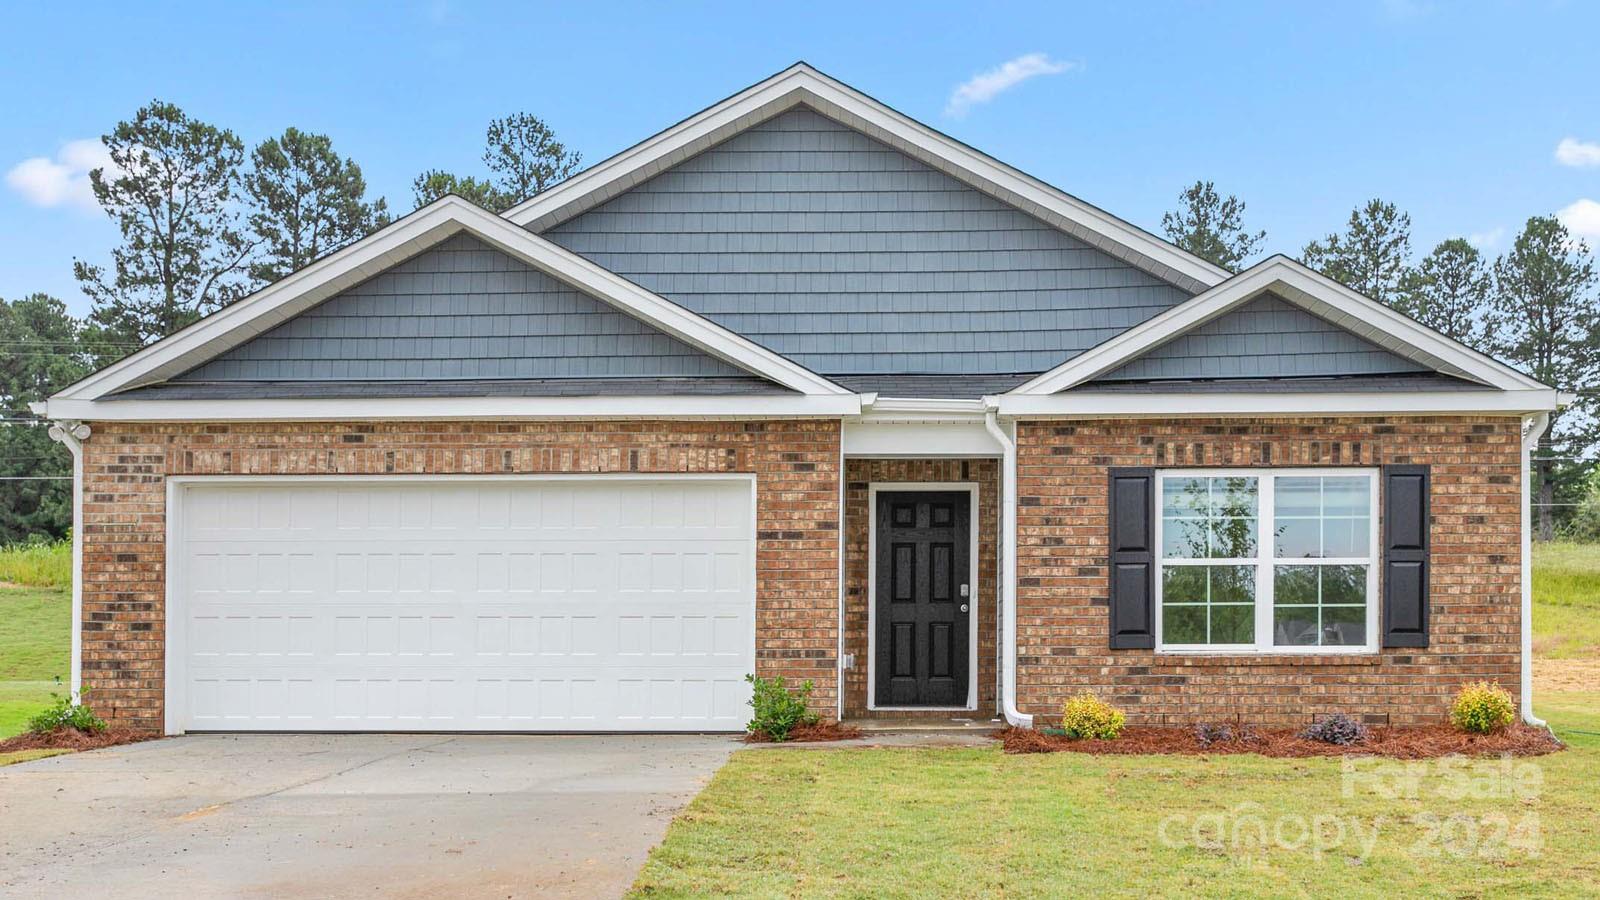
[3,1,1599,317]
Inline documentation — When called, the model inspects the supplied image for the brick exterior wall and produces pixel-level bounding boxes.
[1014,416,1524,727]
[842,458,998,718]
[76,413,1526,732]
[79,420,841,732]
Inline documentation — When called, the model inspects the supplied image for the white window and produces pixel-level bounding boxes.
[1155,469,1379,654]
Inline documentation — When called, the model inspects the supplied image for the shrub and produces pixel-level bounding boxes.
[1301,713,1369,746]
[1193,722,1234,747]
[1450,681,1516,734]
[27,690,107,736]
[1059,692,1126,740]
[745,674,819,742]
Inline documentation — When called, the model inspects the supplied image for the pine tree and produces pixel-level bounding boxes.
[1302,199,1413,306]
[1398,238,1490,345]
[1160,180,1266,272]
[73,101,254,345]
[1486,216,1600,539]
[245,128,390,284]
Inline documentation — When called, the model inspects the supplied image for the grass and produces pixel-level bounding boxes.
[0,748,71,767]
[0,587,70,739]
[0,539,70,588]
[631,545,1600,898]
[1531,542,1600,658]
[631,709,1600,898]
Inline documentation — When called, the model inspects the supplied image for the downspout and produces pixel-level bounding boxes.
[46,421,90,701]
[1520,412,1549,727]
[983,405,1033,728]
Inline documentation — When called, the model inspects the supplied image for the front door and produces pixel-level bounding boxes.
[874,491,970,708]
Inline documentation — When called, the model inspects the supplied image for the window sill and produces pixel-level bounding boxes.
[1152,651,1384,667]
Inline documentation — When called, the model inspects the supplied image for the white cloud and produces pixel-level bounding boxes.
[1467,227,1506,250]
[1557,198,1600,240]
[945,53,1076,118]
[1555,137,1600,168]
[5,139,111,211]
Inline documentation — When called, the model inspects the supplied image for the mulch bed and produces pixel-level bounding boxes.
[0,727,156,754]
[744,721,864,744]
[998,724,1564,759]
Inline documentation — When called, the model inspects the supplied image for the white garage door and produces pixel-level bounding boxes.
[170,477,755,732]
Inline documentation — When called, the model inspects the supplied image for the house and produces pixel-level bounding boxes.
[37,64,1561,735]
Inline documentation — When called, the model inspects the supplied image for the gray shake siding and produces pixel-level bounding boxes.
[173,233,754,383]
[543,106,1195,377]
[1091,294,1426,384]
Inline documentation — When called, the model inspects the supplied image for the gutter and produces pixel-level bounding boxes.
[982,402,1033,728]
[45,420,90,701]
[1520,412,1550,727]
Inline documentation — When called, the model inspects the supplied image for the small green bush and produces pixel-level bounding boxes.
[1449,681,1516,734]
[745,674,819,741]
[27,690,107,736]
[1059,692,1126,740]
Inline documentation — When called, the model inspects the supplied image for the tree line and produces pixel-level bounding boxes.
[3,104,1597,542]
[1162,182,1600,539]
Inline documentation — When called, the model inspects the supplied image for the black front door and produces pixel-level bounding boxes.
[874,491,970,707]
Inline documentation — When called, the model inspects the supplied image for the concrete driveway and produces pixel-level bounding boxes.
[0,733,737,899]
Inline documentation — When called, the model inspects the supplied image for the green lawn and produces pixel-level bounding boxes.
[631,707,1600,898]
[0,586,70,738]
[1531,542,1600,658]
[631,545,1600,898]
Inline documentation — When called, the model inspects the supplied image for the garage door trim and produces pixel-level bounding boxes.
[162,473,758,735]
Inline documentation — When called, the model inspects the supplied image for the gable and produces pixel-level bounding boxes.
[172,233,757,384]
[543,106,1195,377]
[1087,293,1426,384]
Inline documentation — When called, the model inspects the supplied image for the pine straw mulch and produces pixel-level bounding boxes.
[998,724,1564,759]
[0,727,157,754]
[744,721,865,744]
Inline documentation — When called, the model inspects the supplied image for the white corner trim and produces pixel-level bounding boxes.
[1521,413,1550,727]
[43,393,862,423]
[865,482,980,712]
[1011,256,1550,396]
[45,422,88,700]
[50,196,848,404]
[503,63,1228,293]
[995,389,1562,418]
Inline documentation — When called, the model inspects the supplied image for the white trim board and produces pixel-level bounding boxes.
[504,63,1228,294]
[43,393,861,423]
[1011,256,1550,396]
[865,482,980,712]
[48,196,849,408]
[993,389,1561,418]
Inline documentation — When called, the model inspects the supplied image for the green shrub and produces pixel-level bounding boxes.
[1059,692,1126,740]
[1449,681,1516,734]
[27,690,107,736]
[745,674,819,741]
[0,538,72,588]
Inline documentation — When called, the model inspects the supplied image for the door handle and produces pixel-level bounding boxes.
[959,603,969,613]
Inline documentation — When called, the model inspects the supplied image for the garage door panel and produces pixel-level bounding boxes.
[175,478,754,732]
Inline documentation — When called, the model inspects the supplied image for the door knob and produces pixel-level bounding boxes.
[959,603,969,613]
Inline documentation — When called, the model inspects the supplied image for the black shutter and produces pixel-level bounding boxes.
[1108,467,1156,649]
[1382,464,1431,648]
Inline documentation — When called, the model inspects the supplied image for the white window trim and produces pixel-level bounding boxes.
[1153,468,1380,656]
[865,482,980,711]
